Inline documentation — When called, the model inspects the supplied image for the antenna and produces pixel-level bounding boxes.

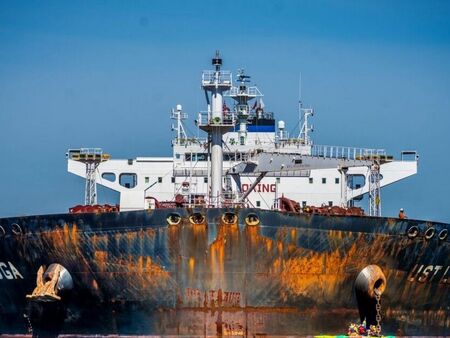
[170,104,188,144]
[298,72,302,111]
[297,74,314,145]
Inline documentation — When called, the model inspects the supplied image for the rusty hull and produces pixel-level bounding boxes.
[0,208,448,335]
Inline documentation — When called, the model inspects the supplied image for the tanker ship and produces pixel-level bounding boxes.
[0,52,448,336]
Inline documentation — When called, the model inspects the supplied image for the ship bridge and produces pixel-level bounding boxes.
[67,53,419,215]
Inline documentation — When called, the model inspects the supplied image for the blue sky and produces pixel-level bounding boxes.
[0,1,449,221]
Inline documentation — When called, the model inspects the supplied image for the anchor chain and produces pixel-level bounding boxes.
[373,288,382,336]
[24,313,33,335]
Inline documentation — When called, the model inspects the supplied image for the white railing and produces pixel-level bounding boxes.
[197,111,236,126]
[311,145,386,160]
[228,86,263,97]
[201,70,232,86]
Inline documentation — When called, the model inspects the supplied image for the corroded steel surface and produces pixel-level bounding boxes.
[0,208,448,335]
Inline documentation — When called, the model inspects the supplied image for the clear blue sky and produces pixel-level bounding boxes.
[1,1,449,221]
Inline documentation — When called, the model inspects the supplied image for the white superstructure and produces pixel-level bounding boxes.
[67,53,418,213]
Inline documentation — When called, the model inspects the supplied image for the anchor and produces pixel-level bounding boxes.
[27,264,62,301]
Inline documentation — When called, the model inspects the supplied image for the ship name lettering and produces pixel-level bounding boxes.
[408,264,449,284]
[0,261,24,280]
[185,287,241,307]
[241,183,276,193]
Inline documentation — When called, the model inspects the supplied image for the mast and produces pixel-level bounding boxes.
[170,104,188,145]
[228,69,263,146]
[198,51,233,207]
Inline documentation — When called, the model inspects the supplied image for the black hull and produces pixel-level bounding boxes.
[0,208,448,335]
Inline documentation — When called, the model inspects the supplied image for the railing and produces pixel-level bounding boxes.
[171,138,207,146]
[66,148,110,161]
[311,145,386,160]
[201,70,232,87]
[197,111,236,126]
[228,86,262,97]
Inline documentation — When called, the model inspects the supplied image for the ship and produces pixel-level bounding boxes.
[0,52,448,337]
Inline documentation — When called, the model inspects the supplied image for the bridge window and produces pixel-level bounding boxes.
[256,201,261,207]
[158,177,163,183]
[309,177,313,184]
[145,176,149,184]
[101,173,116,182]
[322,178,327,184]
[348,175,366,189]
[171,177,175,183]
[119,173,137,189]
[328,201,333,206]
[204,177,208,183]
[335,177,340,184]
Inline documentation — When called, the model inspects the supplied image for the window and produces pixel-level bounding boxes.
[309,177,313,184]
[145,176,149,184]
[322,178,327,184]
[335,177,340,184]
[256,201,261,207]
[302,201,307,207]
[175,153,181,159]
[158,177,163,183]
[102,173,116,182]
[171,177,175,183]
[119,173,137,189]
[276,177,280,183]
[196,153,207,161]
[328,201,333,207]
[204,177,208,183]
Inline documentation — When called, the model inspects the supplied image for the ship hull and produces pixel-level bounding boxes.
[0,208,448,335]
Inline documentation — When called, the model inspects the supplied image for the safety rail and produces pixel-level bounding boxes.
[197,111,236,127]
[228,86,263,97]
[201,70,232,87]
[171,138,208,146]
[66,148,110,161]
[311,145,387,160]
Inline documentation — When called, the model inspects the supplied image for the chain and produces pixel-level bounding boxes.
[374,289,382,335]
[24,313,33,335]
